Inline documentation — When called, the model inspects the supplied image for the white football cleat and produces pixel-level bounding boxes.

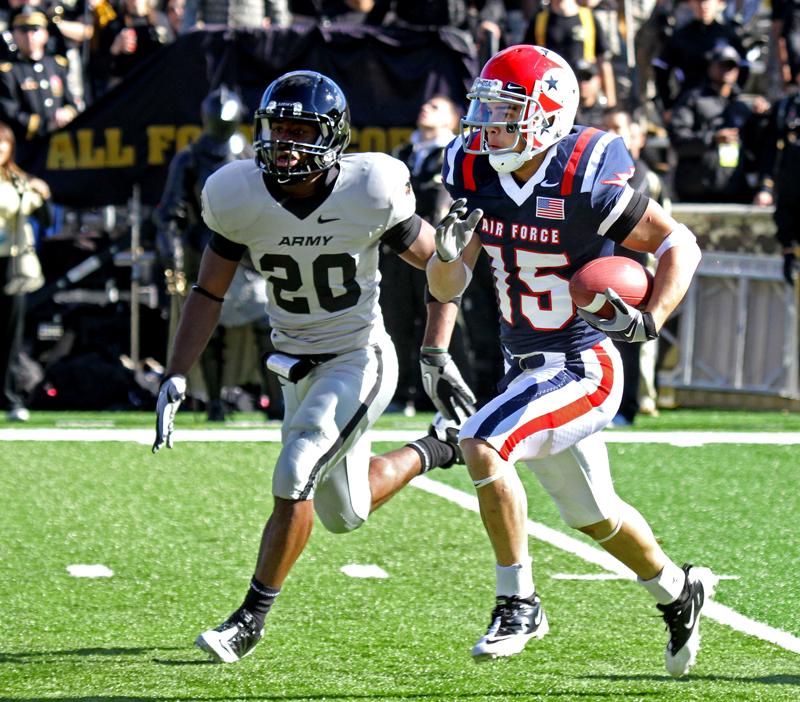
[194,609,263,663]
[657,564,718,678]
[472,593,549,662]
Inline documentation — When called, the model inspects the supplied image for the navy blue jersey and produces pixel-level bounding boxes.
[443,126,640,356]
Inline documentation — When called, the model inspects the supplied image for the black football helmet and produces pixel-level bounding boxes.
[253,71,351,180]
[202,87,245,143]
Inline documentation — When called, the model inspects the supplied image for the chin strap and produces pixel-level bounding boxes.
[489,149,533,173]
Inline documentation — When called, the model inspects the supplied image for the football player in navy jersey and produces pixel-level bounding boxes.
[427,45,715,677]
[151,71,476,663]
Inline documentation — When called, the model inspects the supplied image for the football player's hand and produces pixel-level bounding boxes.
[784,252,798,285]
[435,198,483,263]
[420,352,476,423]
[153,376,186,453]
[576,288,658,343]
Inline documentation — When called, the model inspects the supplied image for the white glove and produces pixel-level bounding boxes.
[420,352,477,423]
[435,198,483,263]
[152,376,186,453]
[576,288,659,343]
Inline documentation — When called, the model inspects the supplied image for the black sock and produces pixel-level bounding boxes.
[407,435,457,473]
[241,577,281,630]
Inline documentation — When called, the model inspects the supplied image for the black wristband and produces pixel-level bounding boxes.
[192,284,224,303]
[642,312,659,341]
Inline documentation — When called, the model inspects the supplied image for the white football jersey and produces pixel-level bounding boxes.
[202,152,416,355]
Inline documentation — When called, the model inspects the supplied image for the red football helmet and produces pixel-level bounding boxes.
[461,45,580,173]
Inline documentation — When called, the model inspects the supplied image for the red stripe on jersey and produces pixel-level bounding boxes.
[561,127,600,197]
[463,153,477,190]
[498,344,614,462]
[462,134,481,191]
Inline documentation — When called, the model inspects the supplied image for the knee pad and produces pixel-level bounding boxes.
[525,433,621,529]
[310,447,371,534]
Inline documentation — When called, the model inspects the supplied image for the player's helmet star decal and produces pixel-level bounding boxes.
[545,76,558,90]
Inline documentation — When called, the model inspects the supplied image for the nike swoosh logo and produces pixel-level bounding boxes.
[317,215,340,224]
[541,180,560,188]
[684,600,697,629]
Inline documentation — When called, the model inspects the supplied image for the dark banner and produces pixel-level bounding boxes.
[22,25,478,207]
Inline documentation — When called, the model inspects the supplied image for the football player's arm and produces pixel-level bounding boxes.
[619,199,701,331]
[397,217,436,269]
[426,198,484,302]
[164,247,238,378]
[154,245,238,452]
[427,232,482,303]
[401,217,477,420]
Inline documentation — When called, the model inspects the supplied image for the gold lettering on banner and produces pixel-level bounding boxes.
[356,127,386,153]
[176,125,202,152]
[104,128,135,167]
[45,125,415,171]
[147,125,175,165]
[77,129,105,168]
[47,132,77,169]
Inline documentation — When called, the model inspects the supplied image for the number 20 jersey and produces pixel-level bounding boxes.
[443,126,639,356]
[201,152,416,356]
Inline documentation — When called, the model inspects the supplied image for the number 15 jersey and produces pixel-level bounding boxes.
[201,152,416,356]
[443,125,646,356]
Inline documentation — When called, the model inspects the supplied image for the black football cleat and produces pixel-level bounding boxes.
[471,592,549,662]
[657,564,718,677]
[194,609,263,663]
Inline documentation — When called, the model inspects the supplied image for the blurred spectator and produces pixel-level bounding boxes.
[291,0,373,24]
[48,0,94,110]
[575,58,608,126]
[156,87,280,421]
[605,107,662,424]
[633,0,669,107]
[756,71,800,284]
[667,44,769,203]
[653,0,748,119]
[0,6,77,166]
[524,0,616,106]
[366,0,505,66]
[92,0,174,95]
[383,95,463,414]
[781,0,800,89]
[166,0,186,35]
[184,0,290,29]
[580,0,621,59]
[0,120,51,422]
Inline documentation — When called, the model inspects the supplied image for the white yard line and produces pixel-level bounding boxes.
[3,425,800,654]
[3,428,800,445]
[411,474,800,656]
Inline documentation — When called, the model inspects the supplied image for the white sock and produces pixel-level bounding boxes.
[638,561,687,605]
[496,557,535,599]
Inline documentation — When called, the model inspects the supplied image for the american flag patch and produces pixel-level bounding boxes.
[536,196,565,220]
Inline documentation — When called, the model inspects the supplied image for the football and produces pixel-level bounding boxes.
[569,257,654,319]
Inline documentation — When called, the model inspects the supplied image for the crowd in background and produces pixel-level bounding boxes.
[2,0,800,423]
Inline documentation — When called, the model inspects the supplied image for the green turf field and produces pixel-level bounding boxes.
[1,411,800,701]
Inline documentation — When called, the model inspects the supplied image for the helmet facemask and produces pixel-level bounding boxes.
[461,65,577,173]
[253,106,350,183]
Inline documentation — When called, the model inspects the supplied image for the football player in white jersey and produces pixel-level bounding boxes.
[151,71,476,663]
[428,46,715,677]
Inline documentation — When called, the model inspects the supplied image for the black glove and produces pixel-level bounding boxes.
[420,351,477,423]
[576,288,659,343]
[784,252,798,285]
